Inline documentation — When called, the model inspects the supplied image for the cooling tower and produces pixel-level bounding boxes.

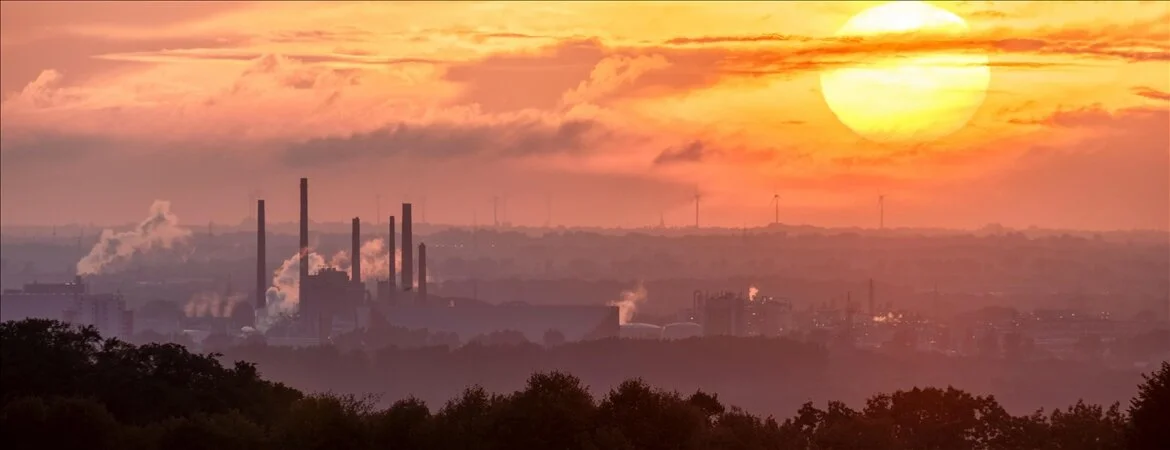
[402,203,413,291]
[256,199,266,310]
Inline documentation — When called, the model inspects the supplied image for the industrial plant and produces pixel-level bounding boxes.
[257,178,620,346]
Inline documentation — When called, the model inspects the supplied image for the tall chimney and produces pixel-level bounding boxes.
[868,278,875,318]
[256,199,266,310]
[351,217,361,285]
[388,215,396,288]
[418,242,427,304]
[299,178,309,302]
[402,203,413,291]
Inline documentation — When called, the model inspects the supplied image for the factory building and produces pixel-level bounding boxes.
[692,290,794,338]
[661,322,703,340]
[0,276,133,340]
[374,303,619,344]
[258,177,619,347]
[695,291,747,336]
[619,322,663,339]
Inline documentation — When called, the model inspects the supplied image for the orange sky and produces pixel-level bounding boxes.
[1,1,1167,230]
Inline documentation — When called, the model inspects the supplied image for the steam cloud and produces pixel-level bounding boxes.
[258,250,327,332]
[256,238,404,332]
[76,200,192,275]
[184,291,248,318]
[608,282,648,325]
[748,285,759,302]
[328,238,404,282]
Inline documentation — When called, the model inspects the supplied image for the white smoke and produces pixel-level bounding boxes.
[608,281,648,325]
[329,238,403,282]
[255,238,405,332]
[184,291,248,318]
[257,250,327,332]
[748,285,760,302]
[76,200,192,275]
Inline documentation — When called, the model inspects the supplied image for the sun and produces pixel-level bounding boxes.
[820,1,990,144]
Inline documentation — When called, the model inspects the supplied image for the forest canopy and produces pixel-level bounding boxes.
[1,319,1167,450]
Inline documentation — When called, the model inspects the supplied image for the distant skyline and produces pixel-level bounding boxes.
[1,1,1167,230]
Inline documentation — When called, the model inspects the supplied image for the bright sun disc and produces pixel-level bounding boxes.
[820,1,990,143]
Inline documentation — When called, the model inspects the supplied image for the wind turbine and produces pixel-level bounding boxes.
[772,192,781,225]
[492,196,499,228]
[693,190,702,228]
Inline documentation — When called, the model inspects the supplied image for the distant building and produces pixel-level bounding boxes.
[620,322,663,339]
[696,291,748,337]
[661,322,703,340]
[0,276,133,340]
[300,267,367,342]
[372,302,619,344]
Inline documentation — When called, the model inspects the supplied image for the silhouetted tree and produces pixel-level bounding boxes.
[0,318,1160,450]
[1046,401,1126,450]
[1127,361,1170,449]
[485,372,595,450]
[370,397,433,449]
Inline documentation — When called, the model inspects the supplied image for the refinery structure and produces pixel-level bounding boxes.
[258,178,620,346]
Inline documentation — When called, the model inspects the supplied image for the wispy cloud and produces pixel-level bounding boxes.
[1133,86,1170,101]
[282,117,611,167]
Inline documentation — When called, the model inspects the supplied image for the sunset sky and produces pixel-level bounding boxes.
[1,1,1167,230]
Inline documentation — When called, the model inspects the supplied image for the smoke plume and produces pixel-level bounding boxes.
[257,250,327,332]
[329,238,403,281]
[608,281,648,325]
[748,285,759,302]
[256,238,403,332]
[76,200,192,275]
[184,292,248,318]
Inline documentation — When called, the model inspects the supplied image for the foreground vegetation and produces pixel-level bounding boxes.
[2,319,1167,450]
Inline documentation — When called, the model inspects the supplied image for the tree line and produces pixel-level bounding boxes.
[2,319,1167,450]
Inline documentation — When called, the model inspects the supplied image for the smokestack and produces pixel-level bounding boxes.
[388,216,396,288]
[299,178,309,302]
[868,278,874,318]
[256,200,266,310]
[402,203,413,291]
[351,217,361,285]
[418,242,427,304]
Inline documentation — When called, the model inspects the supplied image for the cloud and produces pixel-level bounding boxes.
[663,34,810,45]
[0,1,1165,230]
[281,116,611,167]
[561,54,671,105]
[0,129,118,170]
[93,49,447,67]
[0,53,459,141]
[444,39,609,112]
[1008,104,1117,127]
[653,140,715,166]
[661,14,1170,74]
[1133,86,1170,101]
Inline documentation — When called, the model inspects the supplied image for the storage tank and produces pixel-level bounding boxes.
[619,322,663,340]
[661,322,703,340]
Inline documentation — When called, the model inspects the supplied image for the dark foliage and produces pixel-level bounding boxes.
[0,319,1162,450]
[1127,361,1170,449]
